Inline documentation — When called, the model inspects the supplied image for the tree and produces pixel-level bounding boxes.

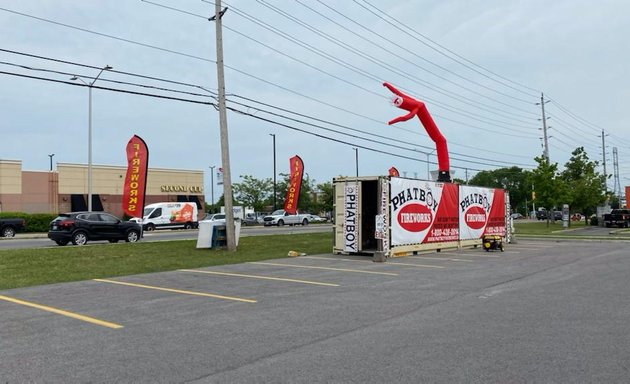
[468,166,532,214]
[530,156,569,215]
[314,181,334,215]
[232,175,273,212]
[560,147,606,218]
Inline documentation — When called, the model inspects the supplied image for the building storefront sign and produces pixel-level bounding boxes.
[160,185,203,193]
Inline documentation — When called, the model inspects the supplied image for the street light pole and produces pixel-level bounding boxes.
[353,147,358,177]
[209,165,215,211]
[71,65,112,212]
[270,133,276,210]
[48,153,55,171]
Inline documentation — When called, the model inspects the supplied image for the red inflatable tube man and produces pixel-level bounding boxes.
[383,82,451,182]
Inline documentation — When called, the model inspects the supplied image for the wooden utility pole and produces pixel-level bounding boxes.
[213,0,236,251]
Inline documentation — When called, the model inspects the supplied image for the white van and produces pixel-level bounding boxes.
[137,202,199,231]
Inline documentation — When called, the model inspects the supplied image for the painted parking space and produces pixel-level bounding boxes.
[302,255,445,269]
[178,269,340,287]
[93,278,257,303]
[0,294,123,329]
[250,261,399,276]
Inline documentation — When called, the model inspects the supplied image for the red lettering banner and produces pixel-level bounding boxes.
[284,155,304,215]
[122,135,149,218]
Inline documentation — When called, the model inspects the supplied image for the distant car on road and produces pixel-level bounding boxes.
[201,213,225,222]
[307,214,328,223]
[48,212,142,246]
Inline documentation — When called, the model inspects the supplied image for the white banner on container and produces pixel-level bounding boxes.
[458,185,505,240]
[343,182,359,252]
[389,177,444,246]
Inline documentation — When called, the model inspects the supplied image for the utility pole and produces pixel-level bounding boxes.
[613,147,621,198]
[601,129,608,193]
[212,1,236,251]
[353,148,358,177]
[270,133,276,211]
[537,93,550,163]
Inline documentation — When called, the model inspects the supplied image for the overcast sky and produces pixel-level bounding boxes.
[1,0,629,202]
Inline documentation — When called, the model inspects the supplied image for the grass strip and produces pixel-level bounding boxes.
[0,232,332,290]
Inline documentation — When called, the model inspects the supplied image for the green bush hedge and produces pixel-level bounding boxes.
[0,212,57,233]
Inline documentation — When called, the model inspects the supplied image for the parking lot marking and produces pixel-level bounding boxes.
[407,256,475,263]
[0,294,123,329]
[93,279,256,303]
[250,262,399,276]
[302,256,445,269]
[178,269,339,287]
[441,252,501,258]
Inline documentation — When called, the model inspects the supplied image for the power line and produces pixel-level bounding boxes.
[147,1,540,134]
[303,0,539,113]
[221,0,539,127]
[358,0,541,97]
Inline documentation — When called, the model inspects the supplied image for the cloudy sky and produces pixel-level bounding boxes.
[1,0,629,202]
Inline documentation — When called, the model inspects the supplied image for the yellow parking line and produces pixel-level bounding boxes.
[250,262,398,276]
[303,256,444,269]
[0,294,123,329]
[93,279,256,303]
[179,269,339,287]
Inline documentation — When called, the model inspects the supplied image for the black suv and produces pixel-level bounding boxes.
[48,212,142,246]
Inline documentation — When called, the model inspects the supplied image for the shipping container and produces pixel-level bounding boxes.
[333,176,511,260]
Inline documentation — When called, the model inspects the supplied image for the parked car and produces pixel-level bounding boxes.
[202,213,225,222]
[603,209,630,228]
[0,218,26,237]
[307,214,327,223]
[48,212,142,246]
[510,213,524,220]
[263,210,310,226]
[242,213,258,226]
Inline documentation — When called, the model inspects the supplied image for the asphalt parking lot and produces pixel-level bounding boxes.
[2,239,630,383]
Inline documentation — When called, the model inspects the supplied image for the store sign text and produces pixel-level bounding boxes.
[161,185,203,193]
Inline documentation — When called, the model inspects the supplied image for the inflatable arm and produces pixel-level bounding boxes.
[383,82,451,182]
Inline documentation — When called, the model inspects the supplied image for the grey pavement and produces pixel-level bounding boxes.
[2,239,630,383]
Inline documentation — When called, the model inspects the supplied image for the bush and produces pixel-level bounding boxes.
[0,212,57,233]
[589,216,598,226]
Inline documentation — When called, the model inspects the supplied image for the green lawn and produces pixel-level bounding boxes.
[513,220,584,235]
[0,232,332,290]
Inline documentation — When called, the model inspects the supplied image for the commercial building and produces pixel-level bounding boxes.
[0,159,205,218]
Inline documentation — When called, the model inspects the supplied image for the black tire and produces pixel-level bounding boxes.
[277,219,284,227]
[55,240,69,246]
[108,239,119,243]
[241,221,248,226]
[184,223,192,230]
[145,223,155,231]
[302,219,309,226]
[605,223,611,228]
[71,231,88,246]
[1,226,16,238]
[125,229,140,243]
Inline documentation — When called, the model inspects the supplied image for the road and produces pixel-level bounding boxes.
[2,239,630,382]
[0,224,333,250]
